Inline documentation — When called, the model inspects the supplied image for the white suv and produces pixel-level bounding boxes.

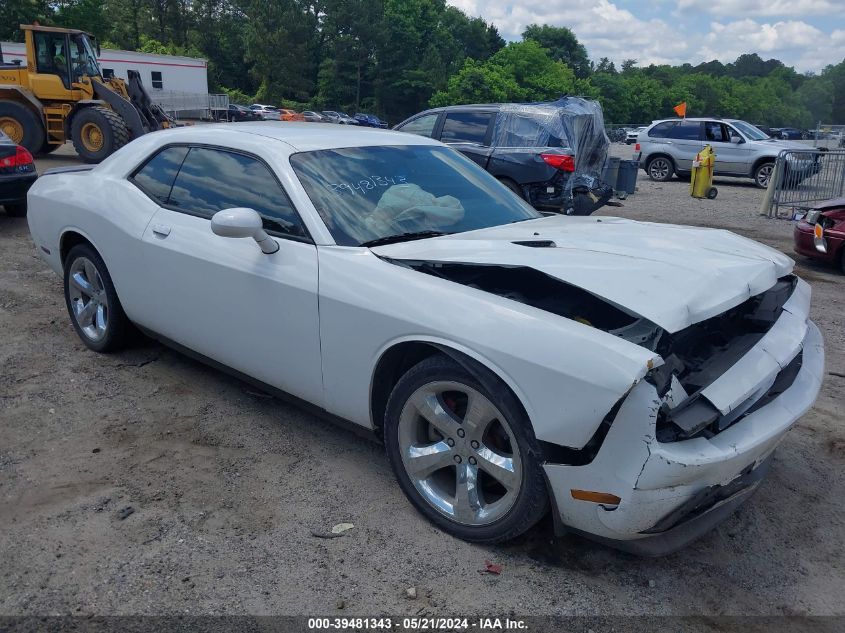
[635,118,819,188]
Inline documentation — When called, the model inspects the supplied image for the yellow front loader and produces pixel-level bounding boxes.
[0,24,176,163]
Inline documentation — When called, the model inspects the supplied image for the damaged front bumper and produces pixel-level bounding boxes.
[544,280,824,556]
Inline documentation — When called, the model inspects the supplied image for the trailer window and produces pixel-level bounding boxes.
[151,71,163,90]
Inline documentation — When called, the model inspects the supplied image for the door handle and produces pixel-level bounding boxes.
[151,223,171,237]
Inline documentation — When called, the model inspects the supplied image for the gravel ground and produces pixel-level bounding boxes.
[0,143,843,617]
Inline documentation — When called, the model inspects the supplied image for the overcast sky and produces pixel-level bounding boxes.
[448,0,845,73]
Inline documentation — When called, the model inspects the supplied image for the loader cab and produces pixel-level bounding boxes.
[28,26,102,94]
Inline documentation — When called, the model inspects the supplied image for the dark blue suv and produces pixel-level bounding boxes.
[354,113,388,128]
[394,98,612,215]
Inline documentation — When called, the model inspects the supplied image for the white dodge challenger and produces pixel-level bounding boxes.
[27,123,824,554]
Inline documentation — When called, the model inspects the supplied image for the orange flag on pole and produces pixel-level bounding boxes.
[673,102,687,118]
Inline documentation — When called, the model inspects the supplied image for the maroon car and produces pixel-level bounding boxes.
[794,197,845,274]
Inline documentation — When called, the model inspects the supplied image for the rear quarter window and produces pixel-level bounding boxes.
[130,146,190,204]
[669,121,703,140]
[648,122,677,138]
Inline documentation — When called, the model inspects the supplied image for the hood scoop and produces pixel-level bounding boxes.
[512,240,557,248]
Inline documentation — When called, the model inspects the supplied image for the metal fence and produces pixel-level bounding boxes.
[764,148,845,218]
[150,90,229,120]
[808,123,845,149]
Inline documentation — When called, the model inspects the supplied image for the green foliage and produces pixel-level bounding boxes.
[522,24,590,79]
[431,41,577,106]
[3,0,843,126]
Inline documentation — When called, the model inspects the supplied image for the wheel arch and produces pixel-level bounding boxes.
[750,156,776,177]
[0,87,45,121]
[59,229,98,269]
[644,152,675,169]
[369,339,532,438]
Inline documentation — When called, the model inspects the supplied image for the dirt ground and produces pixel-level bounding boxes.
[0,142,843,617]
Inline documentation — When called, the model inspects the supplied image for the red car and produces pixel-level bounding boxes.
[794,197,845,274]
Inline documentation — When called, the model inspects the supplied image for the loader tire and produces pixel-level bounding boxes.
[0,101,45,155]
[71,106,131,164]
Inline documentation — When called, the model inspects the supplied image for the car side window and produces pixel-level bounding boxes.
[669,121,702,140]
[440,112,492,145]
[704,122,733,143]
[168,147,308,239]
[130,146,190,204]
[397,114,439,138]
[648,122,677,138]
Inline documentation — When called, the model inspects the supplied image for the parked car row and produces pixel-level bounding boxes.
[227,104,388,128]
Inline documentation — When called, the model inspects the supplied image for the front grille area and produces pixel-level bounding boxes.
[651,275,800,443]
[656,349,804,443]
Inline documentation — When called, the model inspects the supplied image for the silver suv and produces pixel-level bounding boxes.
[635,118,818,188]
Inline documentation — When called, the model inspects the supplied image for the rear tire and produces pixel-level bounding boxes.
[384,354,548,544]
[70,106,131,164]
[63,244,131,352]
[646,156,674,182]
[4,203,27,217]
[0,100,45,155]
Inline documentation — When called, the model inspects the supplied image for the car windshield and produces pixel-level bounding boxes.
[290,145,541,246]
[732,120,769,140]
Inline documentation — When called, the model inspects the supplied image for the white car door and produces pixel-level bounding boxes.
[133,144,324,406]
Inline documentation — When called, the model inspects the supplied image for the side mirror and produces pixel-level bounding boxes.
[730,135,742,144]
[211,207,279,254]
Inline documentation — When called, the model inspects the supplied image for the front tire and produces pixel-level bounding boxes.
[646,156,674,182]
[384,354,548,543]
[63,244,130,352]
[70,106,131,164]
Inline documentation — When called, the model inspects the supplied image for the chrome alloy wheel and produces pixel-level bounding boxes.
[67,257,109,341]
[397,381,523,526]
[648,157,671,181]
[756,163,773,188]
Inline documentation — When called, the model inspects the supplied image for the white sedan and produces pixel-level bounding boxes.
[27,123,824,554]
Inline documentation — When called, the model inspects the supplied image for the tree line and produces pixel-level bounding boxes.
[2,0,844,126]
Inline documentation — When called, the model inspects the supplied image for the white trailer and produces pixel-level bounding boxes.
[0,42,220,118]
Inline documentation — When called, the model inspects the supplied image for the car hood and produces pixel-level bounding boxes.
[759,138,808,150]
[371,215,794,333]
